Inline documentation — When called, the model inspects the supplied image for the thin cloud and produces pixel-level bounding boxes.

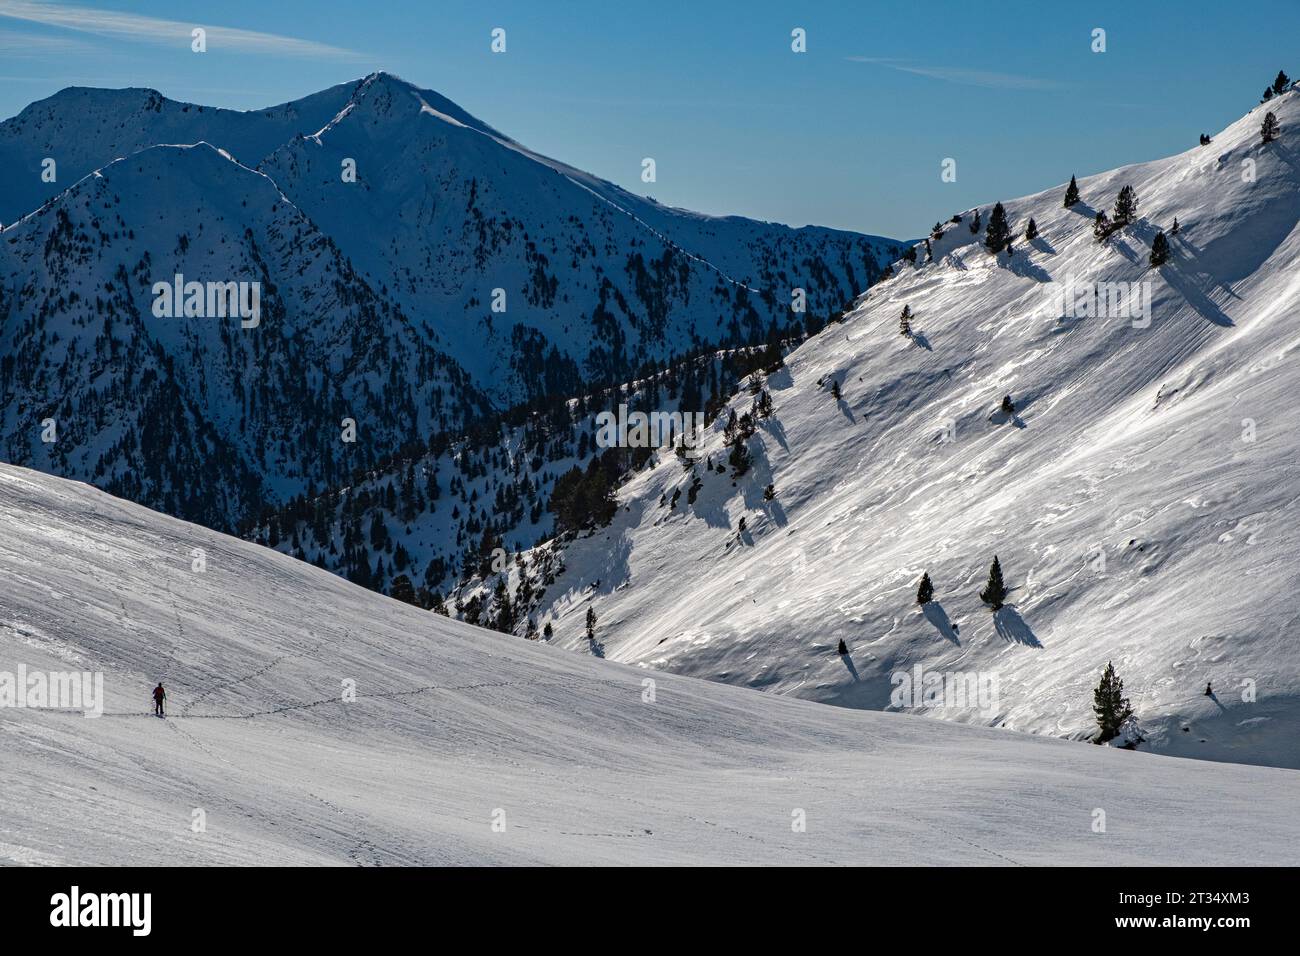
[846,56,1063,91]
[0,0,361,58]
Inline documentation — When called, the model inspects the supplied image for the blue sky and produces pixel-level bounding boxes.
[1,0,1294,239]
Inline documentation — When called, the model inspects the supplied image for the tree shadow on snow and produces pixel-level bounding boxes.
[1028,236,1056,256]
[993,606,1042,648]
[988,408,1028,429]
[839,652,860,681]
[764,498,789,528]
[1159,259,1235,327]
[922,601,960,645]
[910,331,934,351]
[836,397,856,423]
[1003,252,1052,283]
[758,415,789,452]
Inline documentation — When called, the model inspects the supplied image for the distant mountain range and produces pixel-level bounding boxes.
[0,72,902,531]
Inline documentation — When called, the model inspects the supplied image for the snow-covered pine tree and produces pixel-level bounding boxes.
[917,572,934,605]
[1262,111,1281,144]
[1149,230,1170,267]
[979,556,1008,610]
[1063,175,1080,207]
[1113,185,1138,226]
[1092,661,1135,744]
[899,304,913,336]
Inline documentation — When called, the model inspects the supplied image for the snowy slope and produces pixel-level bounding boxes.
[501,91,1300,769]
[2,461,1298,866]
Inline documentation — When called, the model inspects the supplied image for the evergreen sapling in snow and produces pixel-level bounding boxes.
[980,556,1008,610]
[1113,185,1138,227]
[1063,175,1080,207]
[1262,111,1280,144]
[1093,661,1135,744]
[984,202,1011,255]
[1025,218,1038,241]
[1149,230,1170,267]
[916,572,934,605]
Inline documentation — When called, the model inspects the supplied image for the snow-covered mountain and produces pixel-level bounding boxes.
[0,81,360,225]
[1,73,901,402]
[0,73,900,531]
[473,90,1300,769]
[0,141,487,530]
[259,71,899,399]
[3,460,1298,865]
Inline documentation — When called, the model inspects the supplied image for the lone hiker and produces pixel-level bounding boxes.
[152,683,167,717]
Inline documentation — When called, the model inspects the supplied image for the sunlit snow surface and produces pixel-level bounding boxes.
[2,462,1298,865]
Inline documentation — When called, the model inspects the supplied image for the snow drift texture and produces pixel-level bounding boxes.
[2,461,1298,865]
[507,91,1300,770]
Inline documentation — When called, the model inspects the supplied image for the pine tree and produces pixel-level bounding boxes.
[969,210,981,234]
[984,202,1011,255]
[916,572,934,605]
[1170,217,1180,236]
[763,482,775,501]
[1262,86,1274,103]
[1273,69,1291,96]
[1113,185,1138,226]
[830,380,841,400]
[1063,175,1080,207]
[585,606,597,643]
[543,621,553,639]
[1092,661,1135,744]
[1000,394,1015,415]
[837,638,848,655]
[1262,111,1280,144]
[1093,210,1111,242]
[899,304,913,336]
[1149,230,1170,267]
[1025,218,1038,241]
[979,556,1008,610]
